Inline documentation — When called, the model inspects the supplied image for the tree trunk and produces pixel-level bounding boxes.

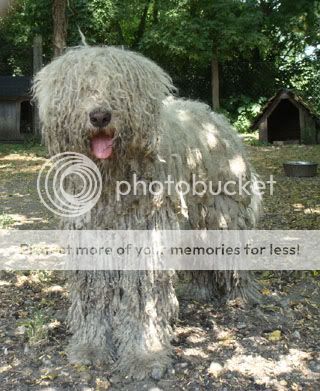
[33,35,43,140]
[211,56,220,111]
[52,0,67,57]
[67,270,178,380]
[114,21,125,43]
[152,0,159,24]
[133,0,152,48]
[0,0,12,16]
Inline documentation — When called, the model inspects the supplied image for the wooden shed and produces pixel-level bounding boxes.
[251,89,320,144]
[0,76,33,142]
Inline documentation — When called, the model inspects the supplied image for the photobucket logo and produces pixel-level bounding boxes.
[37,152,102,218]
[116,174,276,201]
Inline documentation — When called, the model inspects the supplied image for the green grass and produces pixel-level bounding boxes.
[245,139,271,147]
[0,142,47,158]
[240,131,272,146]
[19,310,49,346]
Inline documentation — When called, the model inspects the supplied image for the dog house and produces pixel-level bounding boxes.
[0,76,33,141]
[251,89,320,144]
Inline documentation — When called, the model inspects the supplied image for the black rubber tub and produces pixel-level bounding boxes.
[283,161,318,177]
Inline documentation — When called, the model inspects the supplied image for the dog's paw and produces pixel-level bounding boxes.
[114,353,170,381]
[67,342,113,367]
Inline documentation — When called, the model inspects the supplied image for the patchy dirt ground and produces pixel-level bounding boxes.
[0,142,319,390]
[0,271,319,390]
[247,143,320,230]
[0,144,56,229]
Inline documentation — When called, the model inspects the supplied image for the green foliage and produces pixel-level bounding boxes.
[141,0,267,63]
[19,310,48,346]
[289,56,320,114]
[0,0,319,121]
[0,214,14,228]
[262,0,320,59]
[0,0,53,57]
[230,96,267,133]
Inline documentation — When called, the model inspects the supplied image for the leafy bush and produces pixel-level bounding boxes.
[233,96,267,133]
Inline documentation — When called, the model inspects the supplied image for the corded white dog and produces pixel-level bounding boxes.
[33,46,260,380]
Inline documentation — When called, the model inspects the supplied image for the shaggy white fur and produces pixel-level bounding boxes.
[33,46,261,380]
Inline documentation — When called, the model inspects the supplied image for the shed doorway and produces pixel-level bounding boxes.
[268,99,300,143]
[20,100,33,134]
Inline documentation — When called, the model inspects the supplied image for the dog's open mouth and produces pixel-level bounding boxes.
[90,130,115,159]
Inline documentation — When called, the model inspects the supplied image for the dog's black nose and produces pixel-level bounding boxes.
[89,110,112,127]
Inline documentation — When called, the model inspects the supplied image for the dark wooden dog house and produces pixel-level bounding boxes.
[0,76,33,142]
[251,89,320,144]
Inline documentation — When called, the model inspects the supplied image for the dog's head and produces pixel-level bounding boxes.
[33,46,174,161]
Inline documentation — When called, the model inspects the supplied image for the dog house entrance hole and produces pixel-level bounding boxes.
[268,99,300,143]
[20,100,33,134]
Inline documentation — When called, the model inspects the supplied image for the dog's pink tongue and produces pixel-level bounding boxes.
[90,134,113,159]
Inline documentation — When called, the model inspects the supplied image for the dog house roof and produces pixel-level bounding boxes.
[251,89,320,130]
[0,76,31,100]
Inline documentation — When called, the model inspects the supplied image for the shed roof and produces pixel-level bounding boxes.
[0,76,31,100]
[251,89,320,130]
